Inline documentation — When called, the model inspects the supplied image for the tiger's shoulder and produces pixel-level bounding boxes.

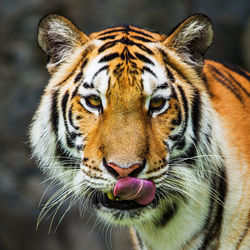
[202,60,250,248]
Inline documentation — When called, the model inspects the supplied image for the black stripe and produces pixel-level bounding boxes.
[66,134,75,148]
[83,82,94,89]
[74,59,88,83]
[212,72,243,103]
[142,66,157,78]
[131,35,153,42]
[99,28,128,36]
[51,90,59,134]
[170,84,178,99]
[177,85,189,136]
[222,62,250,81]
[74,71,82,83]
[81,58,89,69]
[183,144,197,165]
[69,106,80,130]
[70,132,81,139]
[209,65,243,103]
[169,133,182,142]
[120,47,136,61]
[226,70,250,97]
[201,73,214,97]
[175,138,186,150]
[55,140,79,168]
[74,59,89,83]
[134,52,154,65]
[62,91,69,126]
[191,88,201,140]
[71,85,80,99]
[155,203,178,227]
[128,26,154,38]
[199,167,227,249]
[62,91,76,148]
[98,35,117,40]
[183,166,219,249]
[166,66,175,82]
[120,37,138,46]
[182,144,197,165]
[157,82,168,89]
[98,41,116,53]
[136,43,154,55]
[211,65,243,96]
[99,52,119,63]
[92,65,109,81]
[51,91,79,164]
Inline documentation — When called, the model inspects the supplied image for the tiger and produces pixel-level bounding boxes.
[29,13,250,249]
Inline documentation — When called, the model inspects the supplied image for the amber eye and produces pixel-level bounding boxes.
[85,95,102,109]
[149,97,166,111]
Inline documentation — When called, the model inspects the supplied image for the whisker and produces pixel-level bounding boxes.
[53,192,80,233]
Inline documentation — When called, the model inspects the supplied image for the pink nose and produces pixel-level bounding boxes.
[106,162,143,178]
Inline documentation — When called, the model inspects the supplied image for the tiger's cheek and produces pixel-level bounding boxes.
[146,132,168,174]
[150,98,180,141]
[71,97,103,166]
[71,96,98,130]
[81,131,104,172]
[146,98,180,173]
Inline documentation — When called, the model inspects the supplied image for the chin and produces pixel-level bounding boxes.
[92,190,162,225]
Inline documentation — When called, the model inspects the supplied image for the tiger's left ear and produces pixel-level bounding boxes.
[164,14,213,72]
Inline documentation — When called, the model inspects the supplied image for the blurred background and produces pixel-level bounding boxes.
[0,0,249,249]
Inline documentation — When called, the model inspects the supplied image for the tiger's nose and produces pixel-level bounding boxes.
[103,159,145,179]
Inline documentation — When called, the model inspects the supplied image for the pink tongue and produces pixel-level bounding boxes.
[113,177,156,205]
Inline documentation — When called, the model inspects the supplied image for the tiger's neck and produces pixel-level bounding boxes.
[133,166,226,250]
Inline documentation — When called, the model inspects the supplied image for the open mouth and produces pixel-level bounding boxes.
[93,190,159,210]
[93,177,158,210]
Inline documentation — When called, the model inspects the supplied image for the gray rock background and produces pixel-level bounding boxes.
[0,0,249,249]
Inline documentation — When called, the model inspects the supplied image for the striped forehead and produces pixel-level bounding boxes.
[80,26,169,96]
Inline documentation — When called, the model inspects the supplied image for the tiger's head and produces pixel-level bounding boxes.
[30,14,217,226]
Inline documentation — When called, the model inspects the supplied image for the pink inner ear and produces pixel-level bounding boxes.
[113,177,156,205]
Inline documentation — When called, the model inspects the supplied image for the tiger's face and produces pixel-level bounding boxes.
[30,14,214,225]
[65,39,180,223]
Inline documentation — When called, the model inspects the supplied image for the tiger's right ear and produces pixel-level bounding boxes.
[38,14,88,73]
